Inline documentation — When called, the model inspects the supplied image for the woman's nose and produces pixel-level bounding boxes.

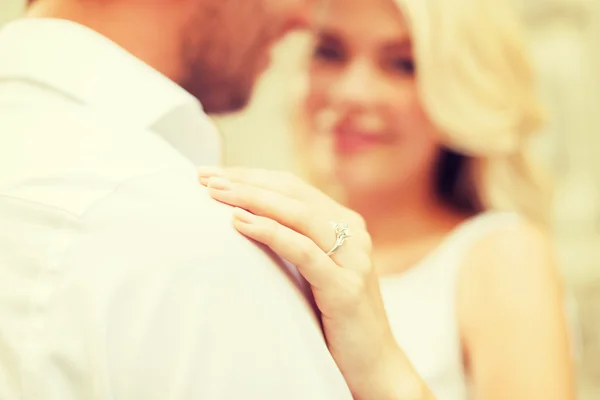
[330,60,383,110]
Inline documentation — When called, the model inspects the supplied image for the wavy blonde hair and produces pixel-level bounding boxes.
[392,0,552,225]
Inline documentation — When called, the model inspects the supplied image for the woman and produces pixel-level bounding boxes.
[198,0,575,398]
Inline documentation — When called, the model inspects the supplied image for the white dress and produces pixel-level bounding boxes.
[379,212,522,400]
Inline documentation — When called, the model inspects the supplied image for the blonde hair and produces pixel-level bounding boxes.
[394,0,552,225]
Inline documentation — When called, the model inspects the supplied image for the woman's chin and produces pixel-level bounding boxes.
[306,153,404,199]
[335,171,393,198]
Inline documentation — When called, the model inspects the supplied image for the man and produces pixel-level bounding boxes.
[0,0,353,399]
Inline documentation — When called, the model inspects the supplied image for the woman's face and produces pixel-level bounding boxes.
[303,0,442,196]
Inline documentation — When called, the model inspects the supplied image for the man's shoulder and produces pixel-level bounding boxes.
[54,171,347,400]
[0,102,279,273]
[60,168,316,329]
[80,168,281,269]
[0,105,191,217]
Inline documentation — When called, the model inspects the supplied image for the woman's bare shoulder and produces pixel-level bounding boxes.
[455,219,574,399]
[457,216,565,333]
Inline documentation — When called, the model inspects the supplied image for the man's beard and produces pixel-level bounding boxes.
[177,11,256,114]
[183,68,253,115]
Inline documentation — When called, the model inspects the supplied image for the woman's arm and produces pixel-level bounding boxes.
[458,222,575,400]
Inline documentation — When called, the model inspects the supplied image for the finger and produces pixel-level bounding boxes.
[206,177,358,268]
[198,167,367,233]
[199,166,322,203]
[199,167,277,190]
[232,207,338,289]
[197,166,227,184]
[220,167,367,230]
[205,177,335,252]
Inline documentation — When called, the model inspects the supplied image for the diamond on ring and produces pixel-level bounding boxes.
[326,221,352,256]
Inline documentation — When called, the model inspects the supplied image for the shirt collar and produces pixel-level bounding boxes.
[0,18,222,166]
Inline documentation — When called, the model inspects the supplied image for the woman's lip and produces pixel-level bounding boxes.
[333,127,388,153]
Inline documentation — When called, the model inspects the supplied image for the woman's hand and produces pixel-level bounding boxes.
[198,167,434,400]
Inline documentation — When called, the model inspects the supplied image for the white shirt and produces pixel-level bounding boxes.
[379,214,512,400]
[379,212,580,400]
[0,18,352,400]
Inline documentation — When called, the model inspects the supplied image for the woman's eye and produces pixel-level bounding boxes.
[390,58,415,74]
[313,44,345,63]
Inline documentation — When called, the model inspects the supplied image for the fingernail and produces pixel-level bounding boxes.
[233,207,255,223]
[207,177,232,191]
[198,166,225,182]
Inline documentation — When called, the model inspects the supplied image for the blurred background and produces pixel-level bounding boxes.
[2,0,598,397]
